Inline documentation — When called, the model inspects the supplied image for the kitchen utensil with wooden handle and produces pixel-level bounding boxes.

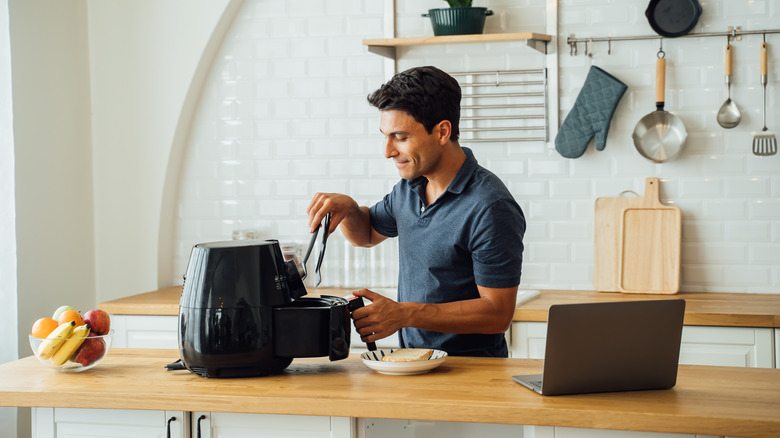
[631,51,688,162]
[716,42,741,129]
[618,178,681,294]
[753,40,777,156]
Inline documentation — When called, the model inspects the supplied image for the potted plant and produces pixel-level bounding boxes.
[422,1,494,36]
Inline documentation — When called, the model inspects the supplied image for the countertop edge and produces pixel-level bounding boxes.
[100,287,780,328]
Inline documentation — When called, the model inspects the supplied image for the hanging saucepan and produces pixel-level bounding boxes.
[631,51,687,163]
[645,0,702,38]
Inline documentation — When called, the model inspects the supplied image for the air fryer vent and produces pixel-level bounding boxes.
[189,367,210,378]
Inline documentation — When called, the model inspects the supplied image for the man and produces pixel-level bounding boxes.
[307,66,525,357]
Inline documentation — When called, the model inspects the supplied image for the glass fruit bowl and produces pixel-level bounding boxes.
[29,329,114,372]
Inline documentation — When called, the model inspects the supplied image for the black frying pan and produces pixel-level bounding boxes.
[646,0,702,38]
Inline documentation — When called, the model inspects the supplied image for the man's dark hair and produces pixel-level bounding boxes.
[367,66,461,141]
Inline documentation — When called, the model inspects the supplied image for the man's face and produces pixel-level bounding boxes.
[379,110,443,180]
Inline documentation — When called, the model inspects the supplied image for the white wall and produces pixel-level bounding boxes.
[9,1,92,436]
[0,0,18,434]
[86,0,233,303]
[172,0,779,294]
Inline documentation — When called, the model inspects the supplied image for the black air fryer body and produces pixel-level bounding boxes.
[178,239,350,378]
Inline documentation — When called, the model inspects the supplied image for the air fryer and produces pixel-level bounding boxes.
[178,239,350,378]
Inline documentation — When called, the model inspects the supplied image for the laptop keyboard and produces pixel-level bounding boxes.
[530,380,543,388]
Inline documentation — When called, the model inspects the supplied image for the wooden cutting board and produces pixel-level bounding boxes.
[593,191,644,292]
[618,178,681,294]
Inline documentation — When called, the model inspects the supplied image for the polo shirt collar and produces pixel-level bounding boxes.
[447,147,478,195]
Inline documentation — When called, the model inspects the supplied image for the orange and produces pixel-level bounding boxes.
[31,317,59,338]
[57,309,84,327]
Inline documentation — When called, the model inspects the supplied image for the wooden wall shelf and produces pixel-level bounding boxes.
[362,32,552,58]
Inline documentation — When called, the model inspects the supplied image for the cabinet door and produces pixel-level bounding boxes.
[509,322,547,359]
[192,412,354,438]
[33,408,186,438]
[111,314,179,349]
[679,326,774,368]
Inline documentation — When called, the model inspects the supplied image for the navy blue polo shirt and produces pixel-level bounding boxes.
[369,147,525,357]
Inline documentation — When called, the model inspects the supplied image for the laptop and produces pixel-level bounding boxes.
[512,299,685,396]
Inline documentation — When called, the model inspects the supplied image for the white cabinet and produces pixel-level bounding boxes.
[359,418,525,438]
[524,425,732,438]
[679,325,774,368]
[32,408,186,438]
[510,321,776,368]
[191,412,353,438]
[110,314,179,349]
[33,409,354,438]
[359,419,730,438]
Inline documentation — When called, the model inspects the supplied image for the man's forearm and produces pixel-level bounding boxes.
[339,205,375,247]
[401,295,514,335]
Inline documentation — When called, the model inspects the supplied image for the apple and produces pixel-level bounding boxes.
[73,337,106,367]
[52,305,75,320]
[83,309,111,335]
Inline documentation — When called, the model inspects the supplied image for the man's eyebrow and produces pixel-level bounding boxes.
[381,128,409,137]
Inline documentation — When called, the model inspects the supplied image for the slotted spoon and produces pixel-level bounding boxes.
[753,41,777,156]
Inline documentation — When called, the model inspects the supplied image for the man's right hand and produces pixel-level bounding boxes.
[306,193,360,235]
[306,193,387,248]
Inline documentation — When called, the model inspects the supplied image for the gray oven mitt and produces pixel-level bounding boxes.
[555,66,627,159]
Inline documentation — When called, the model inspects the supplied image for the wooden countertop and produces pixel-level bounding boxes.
[1,349,779,437]
[513,289,780,328]
[100,287,780,328]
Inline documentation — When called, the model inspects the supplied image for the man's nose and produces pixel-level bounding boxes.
[384,139,396,159]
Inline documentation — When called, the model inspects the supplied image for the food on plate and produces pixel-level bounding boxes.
[50,324,90,366]
[380,348,433,362]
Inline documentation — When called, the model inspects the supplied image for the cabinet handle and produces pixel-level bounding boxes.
[197,414,207,438]
[166,416,176,438]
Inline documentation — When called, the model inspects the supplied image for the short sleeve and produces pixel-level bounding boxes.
[369,192,399,238]
[470,199,525,288]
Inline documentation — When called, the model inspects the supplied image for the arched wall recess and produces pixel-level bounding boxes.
[157,0,245,287]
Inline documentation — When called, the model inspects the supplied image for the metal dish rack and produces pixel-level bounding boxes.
[451,69,548,143]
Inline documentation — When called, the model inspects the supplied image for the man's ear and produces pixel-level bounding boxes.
[435,120,452,145]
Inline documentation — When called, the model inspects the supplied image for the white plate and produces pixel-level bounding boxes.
[360,349,448,375]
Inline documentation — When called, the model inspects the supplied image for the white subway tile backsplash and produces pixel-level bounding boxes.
[682,242,747,264]
[681,178,723,198]
[750,199,780,219]
[550,179,590,198]
[512,180,548,198]
[550,221,591,241]
[528,200,570,220]
[682,221,724,242]
[724,265,772,285]
[724,221,770,242]
[172,0,779,293]
[703,199,748,219]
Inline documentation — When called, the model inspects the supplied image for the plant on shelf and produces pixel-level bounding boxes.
[424,1,493,36]
[444,0,473,6]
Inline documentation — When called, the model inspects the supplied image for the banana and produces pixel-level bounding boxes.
[37,321,75,360]
[50,324,90,366]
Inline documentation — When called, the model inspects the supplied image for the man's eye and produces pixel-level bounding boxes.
[395,136,408,142]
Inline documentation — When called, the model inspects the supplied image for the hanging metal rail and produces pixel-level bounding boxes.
[451,69,548,143]
[567,27,780,56]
